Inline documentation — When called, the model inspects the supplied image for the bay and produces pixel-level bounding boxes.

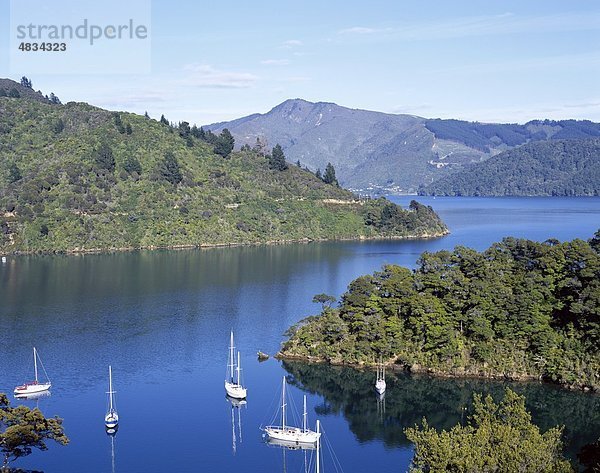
[0,196,599,472]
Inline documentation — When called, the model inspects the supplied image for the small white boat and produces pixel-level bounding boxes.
[225,331,247,399]
[14,347,51,395]
[264,377,321,445]
[105,365,119,429]
[375,362,386,395]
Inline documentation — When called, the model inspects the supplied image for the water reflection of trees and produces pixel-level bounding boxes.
[282,361,600,462]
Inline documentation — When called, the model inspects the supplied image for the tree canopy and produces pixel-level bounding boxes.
[269,144,288,171]
[213,129,235,158]
[405,388,573,472]
[0,393,69,468]
[282,232,600,391]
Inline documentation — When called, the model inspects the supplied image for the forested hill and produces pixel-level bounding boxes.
[281,232,600,391]
[422,138,600,196]
[0,79,448,254]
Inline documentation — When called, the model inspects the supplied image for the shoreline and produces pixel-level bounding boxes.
[276,353,597,394]
[0,230,449,257]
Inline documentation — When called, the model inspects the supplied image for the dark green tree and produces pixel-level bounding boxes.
[315,168,322,180]
[49,93,61,105]
[0,393,69,468]
[113,113,125,134]
[123,155,142,175]
[296,159,301,167]
[178,121,191,139]
[125,123,133,135]
[312,293,337,310]
[323,162,338,186]
[53,118,65,134]
[269,144,288,171]
[94,144,115,172]
[160,114,169,126]
[405,389,573,472]
[214,129,235,158]
[7,163,22,183]
[20,77,32,89]
[161,151,182,185]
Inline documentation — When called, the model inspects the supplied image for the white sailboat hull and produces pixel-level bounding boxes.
[225,381,247,399]
[14,382,51,395]
[264,426,321,444]
[105,411,119,429]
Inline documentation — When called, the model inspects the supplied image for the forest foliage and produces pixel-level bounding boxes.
[0,91,447,253]
[405,388,573,472]
[282,232,600,391]
[423,138,600,196]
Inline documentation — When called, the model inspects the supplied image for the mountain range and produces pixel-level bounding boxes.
[207,99,600,194]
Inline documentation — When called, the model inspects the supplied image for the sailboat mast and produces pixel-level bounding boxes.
[108,365,114,411]
[229,331,235,381]
[236,352,241,385]
[33,347,38,382]
[303,395,307,432]
[281,377,286,430]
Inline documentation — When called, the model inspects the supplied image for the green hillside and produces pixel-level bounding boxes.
[0,82,447,254]
[422,138,600,196]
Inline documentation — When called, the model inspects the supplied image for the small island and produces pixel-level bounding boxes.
[280,232,600,392]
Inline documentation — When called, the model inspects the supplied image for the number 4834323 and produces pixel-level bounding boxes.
[18,43,67,52]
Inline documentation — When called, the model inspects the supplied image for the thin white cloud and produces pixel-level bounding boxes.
[281,39,303,49]
[338,26,378,35]
[180,64,258,88]
[336,12,600,42]
[260,59,291,66]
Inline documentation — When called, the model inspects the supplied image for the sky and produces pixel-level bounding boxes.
[0,0,599,125]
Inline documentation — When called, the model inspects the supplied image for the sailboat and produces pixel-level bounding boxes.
[264,377,321,445]
[14,347,51,395]
[375,361,386,395]
[225,331,247,399]
[105,365,119,429]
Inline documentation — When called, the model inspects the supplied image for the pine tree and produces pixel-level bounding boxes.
[323,162,339,186]
[214,129,235,158]
[269,144,288,171]
[94,144,115,172]
[315,168,322,180]
[161,151,182,184]
[8,163,22,183]
[126,123,133,135]
[160,114,169,126]
[20,76,32,88]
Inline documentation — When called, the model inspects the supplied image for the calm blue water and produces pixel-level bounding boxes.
[0,197,599,473]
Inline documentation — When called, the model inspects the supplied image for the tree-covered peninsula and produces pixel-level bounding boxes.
[281,232,600,392]
[0,79,447,254]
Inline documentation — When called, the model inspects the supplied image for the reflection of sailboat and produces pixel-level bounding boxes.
[107,429,117,473]
[264,377,320,445]
[225,331,247,399]
[14,347,51,395]
[226,395,246,455]
[105,366,119,429]
[375,361,386,395]
[376,390,386,424]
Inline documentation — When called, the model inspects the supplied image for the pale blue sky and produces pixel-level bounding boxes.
[1,0,599,125]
